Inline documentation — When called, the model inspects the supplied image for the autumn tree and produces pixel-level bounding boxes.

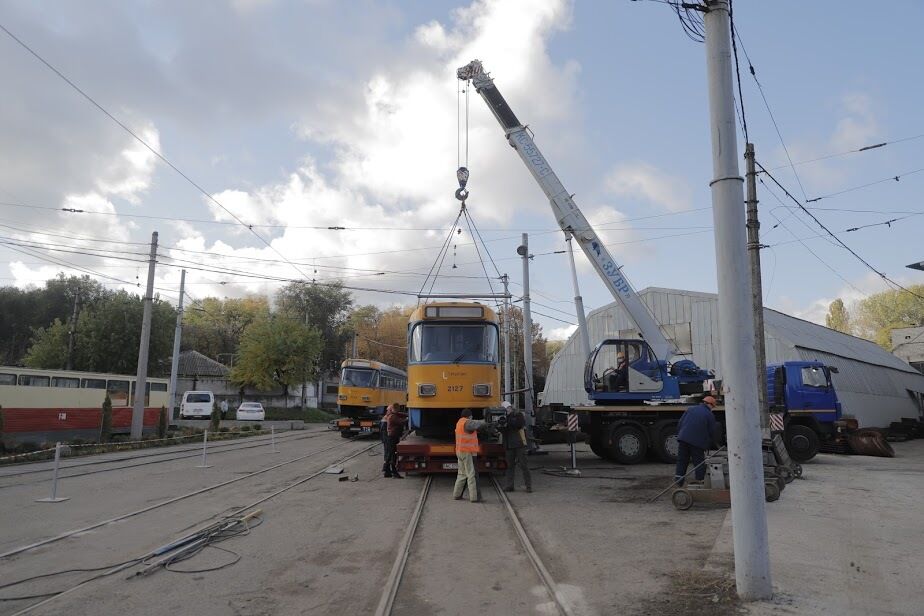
[230,317,323,406]
[497,305,549,407]
[348,304,412,369]
[852,285,924,349]
[182,296,270,361]
[825,299,852,334]
[276,282,353,375]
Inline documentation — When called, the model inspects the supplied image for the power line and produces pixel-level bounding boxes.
[763,132,924,171]
[804,167,924,203]
[0,21,313,282]
[757,162,924,301]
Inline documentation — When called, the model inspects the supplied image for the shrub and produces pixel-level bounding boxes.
[253,423,262,432]
[210,401,221,433]
[219,427,230,433]
[100,394,113,443]
[240,425,251,432]
[158,406,168,439]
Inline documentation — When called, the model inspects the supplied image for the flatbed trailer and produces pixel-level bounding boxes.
[396,434,507,474]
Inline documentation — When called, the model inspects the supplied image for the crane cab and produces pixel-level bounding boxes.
[585,339,712,404]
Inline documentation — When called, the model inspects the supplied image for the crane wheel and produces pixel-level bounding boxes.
[606,424,648,465]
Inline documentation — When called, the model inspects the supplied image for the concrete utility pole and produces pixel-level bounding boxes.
[65,289,80,371]
[167,269,186,420]
[565,231,592,367]
[703,0,772,599]
[351,332,358,358]
[517,234,535,422]
[502,274,512,403]
[131,231,158,440]
[745,144,769,434]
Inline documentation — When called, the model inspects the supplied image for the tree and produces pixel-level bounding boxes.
[825,299,851,334]
[100,394,113,443]
[852,285,924,349]
[25,289,176,375]
[276,282,353,375]
[230,317,323,406]
[546,340,566,360]
[348,304,412,369]
[0,274,106,365]
[182,296,270,361]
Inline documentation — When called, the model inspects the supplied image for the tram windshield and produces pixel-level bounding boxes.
[341,368,378,388]
[409,323,498,363]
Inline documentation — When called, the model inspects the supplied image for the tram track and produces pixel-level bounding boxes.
[0,429,332,487]
[375,474,574,616]
[0,434,374,560]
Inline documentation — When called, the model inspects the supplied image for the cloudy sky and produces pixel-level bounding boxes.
[1,0,922,341]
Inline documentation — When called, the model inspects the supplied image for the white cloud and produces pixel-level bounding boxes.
[547,324,577,341]
[604,162,691,212]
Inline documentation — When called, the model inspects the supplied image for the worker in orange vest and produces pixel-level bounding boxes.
[452,408,486,502]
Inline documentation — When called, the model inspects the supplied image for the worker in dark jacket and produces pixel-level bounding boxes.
[383,404,407,478]
[674,395,718,486]
[500,401,532,492]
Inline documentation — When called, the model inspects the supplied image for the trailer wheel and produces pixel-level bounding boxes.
[672,488,694,510]
[785,424,819,462]
[606,424,648,465]
[791,464,803,479]
[653,423,679,464]
[764,481,781,502]
[775,465,794,484]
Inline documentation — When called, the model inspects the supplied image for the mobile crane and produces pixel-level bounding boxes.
[458,60,841,467]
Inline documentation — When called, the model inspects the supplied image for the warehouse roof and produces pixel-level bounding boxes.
[177,350,230,377]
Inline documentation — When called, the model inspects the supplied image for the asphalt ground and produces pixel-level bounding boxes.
[1,434,920,615]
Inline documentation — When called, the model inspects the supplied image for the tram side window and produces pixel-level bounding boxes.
[19,375,50,387]
[150,382,168,392]
[0,373,16,386]
[81,378,106,389]
[107,380,130,406]
[52,377,80,388]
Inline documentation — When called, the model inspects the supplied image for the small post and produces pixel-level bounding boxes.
[196,430,212,468]
[36,442,70,502]
[270,426,278,453]
[565,413,580,476]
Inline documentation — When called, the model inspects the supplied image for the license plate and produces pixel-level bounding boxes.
[360,427,371,433]
[442,463,458,470]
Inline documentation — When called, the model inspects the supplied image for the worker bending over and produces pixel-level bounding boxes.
[674,395,718,486]
[452,408,487,502]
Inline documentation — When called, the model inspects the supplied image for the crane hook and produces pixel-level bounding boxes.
[455,166,469,202]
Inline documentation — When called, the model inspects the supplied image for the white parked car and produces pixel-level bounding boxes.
[180,391,215,419]
[236,402,265,421]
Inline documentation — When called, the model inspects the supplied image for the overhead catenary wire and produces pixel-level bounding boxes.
[757,162,924,301]
[0,21,314,283]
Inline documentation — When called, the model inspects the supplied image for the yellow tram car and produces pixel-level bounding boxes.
[336,359,407,438]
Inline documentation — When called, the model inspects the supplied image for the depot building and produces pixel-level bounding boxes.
[540,287,924,428]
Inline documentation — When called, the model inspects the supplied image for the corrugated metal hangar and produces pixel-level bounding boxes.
[540,287,924,428]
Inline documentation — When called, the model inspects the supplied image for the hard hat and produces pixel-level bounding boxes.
[703,395,717,406]
[500,401,512,409]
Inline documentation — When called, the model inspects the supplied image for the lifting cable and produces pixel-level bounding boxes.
[418,75,508,306]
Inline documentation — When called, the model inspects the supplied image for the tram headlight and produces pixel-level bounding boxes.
[418,383,437,397]
[473,383,492,397]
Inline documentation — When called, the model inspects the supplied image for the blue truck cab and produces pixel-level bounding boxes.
[767,360,845,461]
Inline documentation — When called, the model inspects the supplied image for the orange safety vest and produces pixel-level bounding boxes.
[455,417,480,455]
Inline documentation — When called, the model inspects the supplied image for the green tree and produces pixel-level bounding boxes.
[230,317,323,406]
[24,289,176,375]
[276,282,353,375]
[853,285,924,349]
[158,406,168,439]
[100,394,113,443]
[825,299,852,334]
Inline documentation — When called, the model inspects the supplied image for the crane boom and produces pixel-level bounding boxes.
[457,60,676,361]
